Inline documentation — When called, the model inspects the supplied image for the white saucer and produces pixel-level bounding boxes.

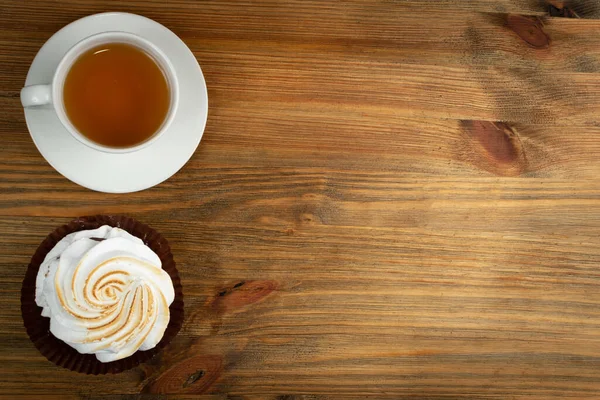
[23,12,208,193]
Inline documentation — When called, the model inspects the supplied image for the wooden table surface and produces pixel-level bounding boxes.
[2,0,600,398]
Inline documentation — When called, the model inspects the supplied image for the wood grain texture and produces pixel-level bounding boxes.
[2,0,600,398]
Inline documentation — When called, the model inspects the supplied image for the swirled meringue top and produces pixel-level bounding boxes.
[35,225,174,363]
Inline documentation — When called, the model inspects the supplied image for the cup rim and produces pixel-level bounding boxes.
[52,31,179,154]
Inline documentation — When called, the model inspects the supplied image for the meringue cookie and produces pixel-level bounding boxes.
[35,225,174,363]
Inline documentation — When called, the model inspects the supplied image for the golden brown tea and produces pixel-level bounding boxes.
[63,43,170,148]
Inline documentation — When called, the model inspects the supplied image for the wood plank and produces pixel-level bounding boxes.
[1,216,600,397]
[5,4,600,127]
[2,107,600,217]
[2,0,600,30]
[1,160,600,229]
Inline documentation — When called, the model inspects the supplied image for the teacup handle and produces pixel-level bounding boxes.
[21,84,52,107]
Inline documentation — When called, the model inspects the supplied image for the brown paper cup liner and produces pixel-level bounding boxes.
[21,215,184,374]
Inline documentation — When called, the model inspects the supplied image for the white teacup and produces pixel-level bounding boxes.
[20,31,179,154]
